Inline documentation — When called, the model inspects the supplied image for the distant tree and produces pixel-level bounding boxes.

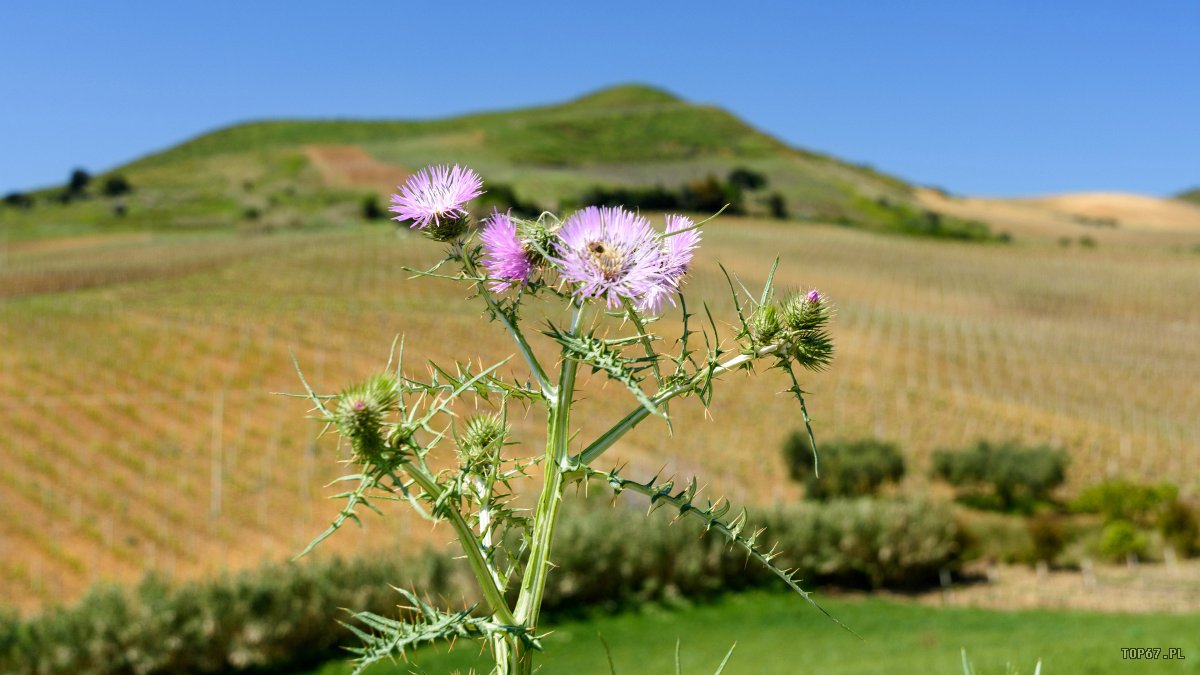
[727,167,768,191]
[68,168,91,197]
[681,174,742,214]
[783,435,906,500]
[361,194,385,221]
[101,175,132,197]
[475,182,543,219]
[932,440,1068,512]
[766,192,788,219]
[3,191,32,209]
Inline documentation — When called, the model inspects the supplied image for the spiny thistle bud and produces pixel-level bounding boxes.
[456,414,507,470]
[423,213,471,242]
[749,303,783,346]
[777,289,834,371]
[334,374,400,461]
[781,289,830,333]
[517,216,557,266]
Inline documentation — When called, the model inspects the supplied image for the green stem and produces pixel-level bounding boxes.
[510,303,583,673]
[458,242,554,396]
[402,462,515,627]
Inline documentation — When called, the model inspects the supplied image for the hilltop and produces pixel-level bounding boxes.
[6,84,1199,245]
[1,84,943,240]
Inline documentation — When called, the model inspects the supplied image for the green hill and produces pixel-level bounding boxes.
[3,83,974,240]
[1177,187,1200,205]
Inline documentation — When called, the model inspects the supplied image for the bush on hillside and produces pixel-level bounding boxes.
[931,440,1068,512]
[727,167,768,191]
[474,182,543,219]
[360,194,385,220]
[101,175,132,197]
[3,191,32,209]
[766,191,789,219]
[1072,480,1199,557]
[1097,520,1148,562]
[1071,479,1175,526]
[782,434,906,500]
[67,168,91,197]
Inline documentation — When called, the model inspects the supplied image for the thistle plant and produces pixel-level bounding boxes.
[292,164,838,674]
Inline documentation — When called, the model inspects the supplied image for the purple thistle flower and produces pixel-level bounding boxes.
[551,206,670,311]
[637,215,701,315]
[662,214,701,283]
[806,289,822,304]
[389,165,484,231]
[480,211,535,292]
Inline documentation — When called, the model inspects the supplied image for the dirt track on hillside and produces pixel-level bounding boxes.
[303,145,411,196]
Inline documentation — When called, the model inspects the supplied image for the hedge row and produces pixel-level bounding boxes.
[1,498,961,675]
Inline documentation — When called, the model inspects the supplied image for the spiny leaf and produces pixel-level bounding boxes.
[545,323,665,419]
[583,465,860,639]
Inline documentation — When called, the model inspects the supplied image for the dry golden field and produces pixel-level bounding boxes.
[2,215,1199,613]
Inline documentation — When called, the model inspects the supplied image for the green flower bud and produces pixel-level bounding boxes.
[456,414,507,469]
[781,289,829,333]
[334,374,400,461]
[517,217,556,266]
[423,214,471,242]
[749,303,782,346]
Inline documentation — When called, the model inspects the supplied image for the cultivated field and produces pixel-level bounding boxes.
[2,215,1198,613]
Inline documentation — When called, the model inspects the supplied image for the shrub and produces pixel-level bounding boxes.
[1159,499,1200,557]
[1097,520,1148,562]
[473,182,542,218]
[1026,513,1068,565]
[360,194,385,220]
[681,174,743,214]
[3,191,32,208]
[0,499,962,674]
[782,435,905,500]
[852,195,1000,242]
[67,168,91,197]
[1071,480,1177,526]
[766,192,789,219]
[931,440,1068,512]
[727,167,768,191]
[101,175,132,197]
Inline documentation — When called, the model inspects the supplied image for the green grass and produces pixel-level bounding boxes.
[307,590,1200,674]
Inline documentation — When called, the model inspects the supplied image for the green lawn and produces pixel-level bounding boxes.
[308,590,1199,674]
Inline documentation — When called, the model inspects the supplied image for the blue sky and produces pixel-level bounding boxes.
[2,1,1197,196]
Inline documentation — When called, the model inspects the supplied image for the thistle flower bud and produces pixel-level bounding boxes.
[781,289,830,333]
[749,303,783,346]
[422,213,471,242]
[456,414,508,470]
[517,217,557,266]
[334,374,400,461]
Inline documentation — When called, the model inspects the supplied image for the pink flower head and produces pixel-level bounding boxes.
[480,211,535,292]
[551,206,670,311]
[662,214,701,283]
[806,289,822,304]
[389,165,483,230]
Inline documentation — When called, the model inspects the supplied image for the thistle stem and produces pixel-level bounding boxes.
[509,303,584,673]
[457,241,554,396]
[401,462,515,626]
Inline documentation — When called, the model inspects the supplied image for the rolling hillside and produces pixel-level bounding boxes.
[3,84,1200,616]
[2,84,919,241]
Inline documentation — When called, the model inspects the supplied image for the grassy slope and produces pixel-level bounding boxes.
[1,85,915,240]
[1178,187,1200,206]
[308,590,1200,674]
